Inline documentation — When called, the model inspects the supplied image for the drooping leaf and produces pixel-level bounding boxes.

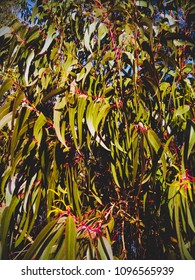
[97,236,113,260]
[53,97,69,150]
[0,112,12,130]
[33,113,47,145]
[24,50,35,86]
[39,25,55,55]
[64,215,77,260]
[0,196,19,259]
[0,79,13,100]
[84,21,98,53]
[24,220,58,260]
[147,129,161,153]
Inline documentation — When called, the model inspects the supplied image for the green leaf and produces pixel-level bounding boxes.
[180,235,193,260]
[98,23,108,48]
[97,236,113,260]
[24,50,35,86]
[187,125,195,159]
[0,196,19,259]
[64,215,77,260]
[161,136,174,180]
[76,68,85,82]
[15,213,30,248]
[77,95,87,147]
[27,188,42,238]
[24,220,57,259]
[0,100,12,121]
[69,105,78,149]
[183,121,195,167]
[147,129,161,153]
[82,62,93,88]
[84,21,97,53]
[33,113,47,145]
[0,79,13,100]
[39,25,55,55]
[107,217,115,233]
[86,101,110,151]
[72,181,82,218]
[86,242,95,260]
[54,97,69,150]
[175,105,190,118]
[42,87,66,102]
[102,51,115,65]
[40,224,65,260]
[26,27,40,43]
[0,112,12,130]
[111,163,120,187]
[186,203,195,233]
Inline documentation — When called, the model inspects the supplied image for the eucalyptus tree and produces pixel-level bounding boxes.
[0,0,194,259]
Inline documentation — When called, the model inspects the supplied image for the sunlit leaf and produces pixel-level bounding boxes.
[84,21,97,53]
[0,112,12,130]
[97,236,113,260]
[147,129,161,153]
[0,79,13,100]
[64,215,77,260]
[33,113,47,145]
[39,25,55,55]
[24,50,34,85]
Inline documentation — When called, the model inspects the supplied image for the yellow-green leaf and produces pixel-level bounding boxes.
[64,215,77,260]
[147,129,161,153]
[0,79,13,100]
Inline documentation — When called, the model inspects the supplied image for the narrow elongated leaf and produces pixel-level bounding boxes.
[147,129,161,153]
[54,97,69,150]
[15,213,30,248]
[27,188,42,238]
[86,101,110,151]
[64,215,77,260]
[0,79,13,100]
[84,21,97,53]
[24,50,35,85]
[0,101,12,120]
[39,26,55,55]
[40,225,65,260]
[0,196,19,259]
[33,113,47,145]
[86,242,95,260]
[97,236,113,260]
[69,106,78,149]
[186,204,195,233]
[98,23,108,48]
[111,163,120,187]
[24,220,57,259]
[26,27,40,43]
[187,125,195,159]
[0,112,12,130]
[77,95,87,147]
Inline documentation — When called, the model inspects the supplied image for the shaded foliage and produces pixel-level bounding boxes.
[0,0,195,259]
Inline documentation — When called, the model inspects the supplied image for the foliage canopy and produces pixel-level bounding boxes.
[0,0,195,259]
